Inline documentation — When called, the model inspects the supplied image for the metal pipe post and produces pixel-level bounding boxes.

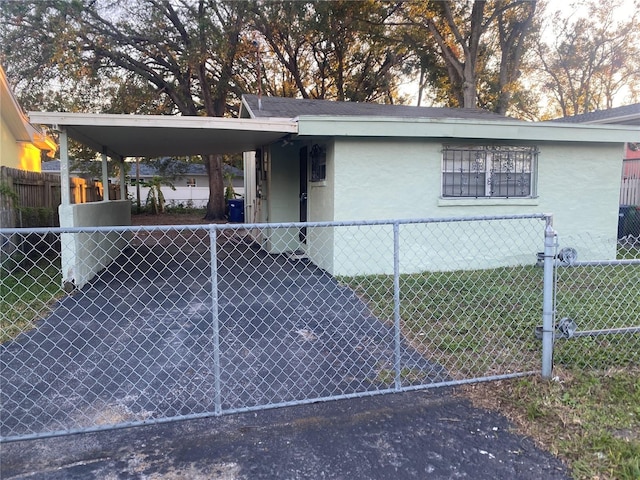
[541,218,556,379]
[393,222,402,391]
[59,128,70,206]
[210,226,222,415]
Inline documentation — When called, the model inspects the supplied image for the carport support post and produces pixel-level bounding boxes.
[393,222,402,391]
[119,156,126,200]
[101,148,109,201]
[59,128,70,206]
[541,217,556,379]
[210,226,222,415]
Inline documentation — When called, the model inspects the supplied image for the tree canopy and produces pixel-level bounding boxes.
[2,0,636,217]
[532,0,639,118]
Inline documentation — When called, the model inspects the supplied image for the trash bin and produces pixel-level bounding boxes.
[227,198,244,223]
[619,205,640,238]
[618,205,630,239]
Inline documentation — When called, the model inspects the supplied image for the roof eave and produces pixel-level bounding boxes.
[296,116,639,143]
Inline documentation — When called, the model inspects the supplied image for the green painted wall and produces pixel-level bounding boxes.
[261,134,624,275]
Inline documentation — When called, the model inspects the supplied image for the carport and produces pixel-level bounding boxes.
[28,111,298,289]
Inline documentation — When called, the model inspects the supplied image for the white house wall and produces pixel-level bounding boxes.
[263,143,301,253]
[306,140,335,273]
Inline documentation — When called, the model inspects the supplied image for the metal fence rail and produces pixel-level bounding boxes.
[550,233,640,369]
[1,214,637,442]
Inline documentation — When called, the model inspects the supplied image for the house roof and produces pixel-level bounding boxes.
[240,94,507,121]
[552,103,640,126]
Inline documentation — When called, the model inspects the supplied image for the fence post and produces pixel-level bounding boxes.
[393,222,401,391]
[210,225,222,415]
[541,216,556,379]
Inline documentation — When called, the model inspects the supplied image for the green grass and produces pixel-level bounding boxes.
[0,255,64,343]
[344,263,639,479]
[341,262,639,377]
[466,367,640,480]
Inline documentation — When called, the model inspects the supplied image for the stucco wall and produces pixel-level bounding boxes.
[325,139,622,274]
[59,200,132,290]
[261,135,623,275]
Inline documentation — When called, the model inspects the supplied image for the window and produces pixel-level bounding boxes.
[442,145,537,198]
[186,177,196,187]
[310,144,326,182]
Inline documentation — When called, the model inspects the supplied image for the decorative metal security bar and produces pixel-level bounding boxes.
[442,145,538,198]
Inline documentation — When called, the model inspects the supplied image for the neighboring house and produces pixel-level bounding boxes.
[552,103,640,206]
[239,94,639,275]
[1,65,56,171]
[1,64,57,229]
[42,158,244,207]
[130,160,244,208]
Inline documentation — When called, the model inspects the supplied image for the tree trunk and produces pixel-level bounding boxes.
[204,153,225,220]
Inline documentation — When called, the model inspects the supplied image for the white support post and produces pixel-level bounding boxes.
[119,157,126,200]
[59,128,71,206]
[102,148,109,202]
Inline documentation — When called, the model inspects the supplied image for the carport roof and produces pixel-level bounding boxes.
[28,111,298,159]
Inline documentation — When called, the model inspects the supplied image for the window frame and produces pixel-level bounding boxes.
[310,144,327,183]
[441,144,538,199]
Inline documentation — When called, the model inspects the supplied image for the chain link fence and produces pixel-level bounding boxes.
[551,232,640,369]
[1,214,637,441]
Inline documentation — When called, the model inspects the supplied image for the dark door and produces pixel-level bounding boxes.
[299,146,308,243]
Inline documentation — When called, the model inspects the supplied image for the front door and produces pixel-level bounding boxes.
[299,146,308,243]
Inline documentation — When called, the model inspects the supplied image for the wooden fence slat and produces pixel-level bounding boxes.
[0,166,111,227]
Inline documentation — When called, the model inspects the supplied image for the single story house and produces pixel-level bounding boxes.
[238,95,640,275]
[27,98,637,286]
[130,160,244,208]
[43,158,244,208]
[1,64,57,229]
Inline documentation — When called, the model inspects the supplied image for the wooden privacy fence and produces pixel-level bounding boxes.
[621,159,640,206]
[0,166,123,228]
[621,177,640,206]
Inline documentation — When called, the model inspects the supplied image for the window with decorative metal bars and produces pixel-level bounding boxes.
[442,145,538,198]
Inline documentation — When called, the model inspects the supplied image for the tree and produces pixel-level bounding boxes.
[532,0,640,118]
[249,1,410,103]
[399,0,538,113]
[1,0,253,220]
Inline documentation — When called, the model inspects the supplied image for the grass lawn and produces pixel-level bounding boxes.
[0,255,63,343]
[341,262,639,480]
[462,367,640,480]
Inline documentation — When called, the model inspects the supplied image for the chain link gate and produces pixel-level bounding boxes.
[543,230,640,371]
[2,214,550,441]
